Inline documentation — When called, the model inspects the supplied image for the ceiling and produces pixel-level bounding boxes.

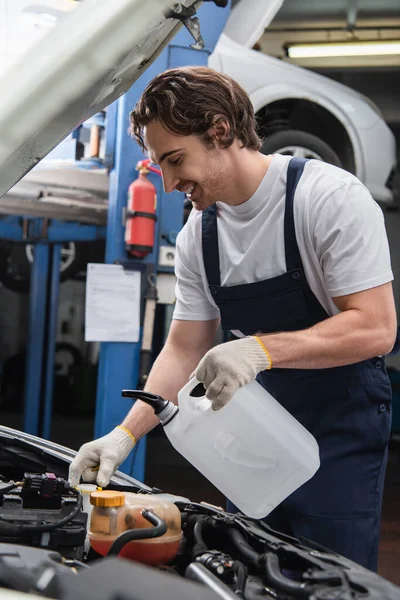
[255,0,400,69]
[271,0,400,28]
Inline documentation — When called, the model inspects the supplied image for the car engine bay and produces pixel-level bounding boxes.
[0,427,399,600]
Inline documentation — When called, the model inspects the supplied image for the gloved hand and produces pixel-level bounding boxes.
[68,426,136,488]
[194,336,272,411]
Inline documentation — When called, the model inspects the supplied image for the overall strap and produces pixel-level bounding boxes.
[202,203,221,286]
[284,157,309,272]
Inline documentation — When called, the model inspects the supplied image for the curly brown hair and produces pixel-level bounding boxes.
[129,66,262,152]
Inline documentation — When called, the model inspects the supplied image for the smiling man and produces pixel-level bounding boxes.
[69,66,397,571]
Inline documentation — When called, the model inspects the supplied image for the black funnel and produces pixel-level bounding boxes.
[121,390,170,415]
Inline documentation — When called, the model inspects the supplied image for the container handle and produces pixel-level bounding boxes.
[189,382,207,398]
[179,378,212,414]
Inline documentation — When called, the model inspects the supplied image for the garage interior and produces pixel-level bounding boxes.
[1,0,400,592]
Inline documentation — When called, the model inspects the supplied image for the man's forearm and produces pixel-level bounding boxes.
[121,342,203,441]
[260,308,395,370]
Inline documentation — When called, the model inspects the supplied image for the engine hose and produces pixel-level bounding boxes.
[227,531,310,597]
[226,528,260,568]
[233,561,248,598]
[263,553,310,598]
[185,562,238,600]
[193,519,205,544]
[107,509,167,556]
[192,519,209,558]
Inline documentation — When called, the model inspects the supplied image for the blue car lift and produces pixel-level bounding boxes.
[0,2,230,482]
[0,217,106,440]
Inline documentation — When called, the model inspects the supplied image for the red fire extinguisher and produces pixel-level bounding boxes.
[125,159,160,258]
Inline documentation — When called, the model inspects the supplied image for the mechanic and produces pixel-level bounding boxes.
[69,66,397,571]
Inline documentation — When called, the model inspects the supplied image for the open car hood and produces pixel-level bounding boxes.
[0,0,202,199]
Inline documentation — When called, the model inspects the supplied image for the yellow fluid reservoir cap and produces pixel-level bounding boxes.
[90,490,125,507]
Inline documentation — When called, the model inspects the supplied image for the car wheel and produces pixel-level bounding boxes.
[0,241,89,293]
[261,130,342,167]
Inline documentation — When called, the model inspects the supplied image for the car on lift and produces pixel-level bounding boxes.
[0,424,399,600]
[209,0,396,206]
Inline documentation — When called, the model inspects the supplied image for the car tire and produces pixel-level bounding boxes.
[0,241,89,293]
[261,130,342,167]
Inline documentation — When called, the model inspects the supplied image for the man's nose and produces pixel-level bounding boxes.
[162,170,179,194]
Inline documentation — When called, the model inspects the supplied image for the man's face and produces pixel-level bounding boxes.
[144,120,232,211]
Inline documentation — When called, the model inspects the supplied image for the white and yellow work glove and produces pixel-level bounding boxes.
[194,336,272,411]
[68,426,136,488]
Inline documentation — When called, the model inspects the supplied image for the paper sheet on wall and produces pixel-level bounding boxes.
[85,263,141,342]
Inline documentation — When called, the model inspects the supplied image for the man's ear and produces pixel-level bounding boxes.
[208,116,231,146]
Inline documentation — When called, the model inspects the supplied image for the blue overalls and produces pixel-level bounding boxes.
[201,158,391,571]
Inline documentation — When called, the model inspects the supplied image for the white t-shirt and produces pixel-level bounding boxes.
[172,154,393,327]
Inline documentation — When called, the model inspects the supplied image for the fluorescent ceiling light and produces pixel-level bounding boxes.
[287,40,400,58]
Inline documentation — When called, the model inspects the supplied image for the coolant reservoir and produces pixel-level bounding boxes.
[88,491,182,565]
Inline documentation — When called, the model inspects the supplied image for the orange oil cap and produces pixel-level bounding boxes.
[90,490,125,507]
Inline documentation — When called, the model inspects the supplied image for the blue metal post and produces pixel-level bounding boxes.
[23,243,50,435]
[41,244,62,440]
[95,93,147,481]
[96,2,231,481]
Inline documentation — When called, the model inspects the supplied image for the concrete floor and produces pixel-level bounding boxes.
[2,410,400,587]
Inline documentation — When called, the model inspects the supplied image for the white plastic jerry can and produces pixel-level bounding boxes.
[122,378,320,519]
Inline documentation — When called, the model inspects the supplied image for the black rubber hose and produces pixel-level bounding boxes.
[263,553,309,598]
[192,519,209,558]
[193,519,205,544]
[233,561,248,598]
[226,528,260,568]
[107,509,167,556]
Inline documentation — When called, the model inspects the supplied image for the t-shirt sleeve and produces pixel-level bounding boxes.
[172,225,220,321]
[311,182,393,297]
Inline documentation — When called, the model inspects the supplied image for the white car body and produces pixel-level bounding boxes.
[209,0,397,204]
